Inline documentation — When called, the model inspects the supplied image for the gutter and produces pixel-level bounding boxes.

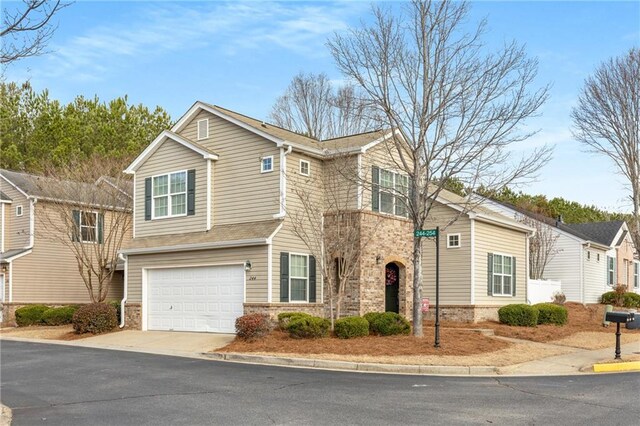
[118,252,127,328]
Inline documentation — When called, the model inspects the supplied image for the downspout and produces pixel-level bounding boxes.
[579,244,585,304]
[1,203,5,252]
[119,252,128,328]
[470,217,475,304]
[276,145,293,217]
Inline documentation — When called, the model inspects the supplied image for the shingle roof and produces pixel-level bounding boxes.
[122,219,282,253]
[0,191,11,202]
[565,221,625,246]
[1,169,130,209]
[206,103,386,152]
[0,248,30,261]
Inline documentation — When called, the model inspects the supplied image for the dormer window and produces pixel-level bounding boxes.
[197,119,209,140]
[299,160,310,176]
[261,156,273,173]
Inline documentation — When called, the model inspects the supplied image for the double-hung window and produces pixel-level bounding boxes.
[72,210,103,244]
[290,254,308,302]
[153,171,186,218]
[488,253,515,296]
[606,256,615,286]
[373,166,408,217]
[634,261,639,289]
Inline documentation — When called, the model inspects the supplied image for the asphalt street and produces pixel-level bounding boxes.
[1,340,639,425]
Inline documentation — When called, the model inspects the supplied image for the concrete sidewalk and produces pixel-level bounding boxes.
[2,330,639,376]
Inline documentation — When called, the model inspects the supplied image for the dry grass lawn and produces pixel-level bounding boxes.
[0,325,119,340]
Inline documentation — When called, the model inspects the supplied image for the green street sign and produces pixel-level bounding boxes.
[415,229,438,238]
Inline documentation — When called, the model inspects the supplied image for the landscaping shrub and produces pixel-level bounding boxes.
[42,306,79,326]
[334,316,369,339]
[108,300,122,323]
[601,291,617,305]
[285,315,330,339]
[72,303,117,334]
[368,312,411,336]
[498,304,539,327]
[363,312,383,332]
[277,312,312,330]
[15,304,49,326]
[602,284,628,306]
[533,303,568,325]
[622,292,640,308]
[235,313,272,341]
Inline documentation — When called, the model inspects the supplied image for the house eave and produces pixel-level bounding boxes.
[120,238,268,255]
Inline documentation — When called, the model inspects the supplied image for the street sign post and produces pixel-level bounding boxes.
[414,227,440,348]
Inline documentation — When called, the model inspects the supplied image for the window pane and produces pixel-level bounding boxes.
[290,278,307,301]
[493,276,502,295]
[172,194,186,215]
[153,175,168,196]
[170,172,186,193]
[81,227,95,242]
[380,192,394,214]
[290,255,307,277]
[154,196,168,217]
[396,174,408,195]
[81,212,96,227]
[503,276,511,294]
[380,170,394,189]
[493,255,503,273]
[503,257,512,275]
[395,198,407,217]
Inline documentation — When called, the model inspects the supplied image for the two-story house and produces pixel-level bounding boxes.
[119,101,533,333]
[0,170,130,323]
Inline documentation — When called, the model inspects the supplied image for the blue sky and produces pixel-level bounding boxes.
[4,0,639,213]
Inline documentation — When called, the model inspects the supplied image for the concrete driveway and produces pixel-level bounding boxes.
[69,330,235,358]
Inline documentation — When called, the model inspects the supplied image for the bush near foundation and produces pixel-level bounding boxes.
[235,313,272,341]
[15,305,50,326]
[623,292,640,308]
[498,304,539,327]
[533,303,568,325]
[334,316,369,339]
[285,315,330,339]
[72,303,117,334]
[363,312,383,332]
[277,312,313,330]
[368,312,411,336]
[108,300,122,323]
[42,306,79,326]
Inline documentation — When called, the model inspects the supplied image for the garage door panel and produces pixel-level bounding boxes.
[147,265,244,333]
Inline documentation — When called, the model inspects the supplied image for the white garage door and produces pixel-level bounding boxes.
[147,265,244,333]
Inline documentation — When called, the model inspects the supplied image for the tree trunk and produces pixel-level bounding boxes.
[412,236,423,337]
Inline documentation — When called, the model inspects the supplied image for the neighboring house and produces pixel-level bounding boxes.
[119,101,533,333]
[0,170,130,323]
[479,198,626,303]
[565,221,639,294]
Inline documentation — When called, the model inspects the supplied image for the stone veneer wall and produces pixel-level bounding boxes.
[244,303,324,319]
[422,305,500,322]
[123,303,142,329]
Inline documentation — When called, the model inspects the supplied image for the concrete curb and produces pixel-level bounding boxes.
[593,361,640,373]
[207,352,500,376]
[1,404,12,426]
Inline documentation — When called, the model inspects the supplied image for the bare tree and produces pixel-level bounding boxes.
[571,48,640,253]
[1,0,70,65]
[328,0,551,336]
[35,156,132,302]
[269,72,378,140]
[287,154,381,328]
[519,215,560,280]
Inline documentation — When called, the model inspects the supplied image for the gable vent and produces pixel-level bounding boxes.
[197,119,209,140]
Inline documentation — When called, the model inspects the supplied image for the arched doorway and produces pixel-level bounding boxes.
[385,263,400,313]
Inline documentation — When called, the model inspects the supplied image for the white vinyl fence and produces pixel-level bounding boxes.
[527,279,562,304]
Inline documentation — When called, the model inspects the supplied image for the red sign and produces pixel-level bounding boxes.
[421,298,430,313]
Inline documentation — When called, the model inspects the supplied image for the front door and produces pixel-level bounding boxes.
[385,263,399,313]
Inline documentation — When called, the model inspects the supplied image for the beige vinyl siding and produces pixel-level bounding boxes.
[420,203,472,305]
[474,220,528,305]
[135,141,208,237]
[10,201,124,303]
[178,110,280,225]
[540,234,583,302]
[126,245,268,303]
[323,154,359,211]
[0,180,31,249]
[271,150,325,302]
[583,246,608,303]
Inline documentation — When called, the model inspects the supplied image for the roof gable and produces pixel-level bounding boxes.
[125,130,219,174]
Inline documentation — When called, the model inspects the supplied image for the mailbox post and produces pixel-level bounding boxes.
[604,311,635,359]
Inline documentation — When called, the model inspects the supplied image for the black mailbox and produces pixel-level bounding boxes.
[605,311,635,324]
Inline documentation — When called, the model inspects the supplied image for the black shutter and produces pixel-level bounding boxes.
[372,166,379,212]
[72,210,80,242]
[309,255,316,303]
[97,213,104,244]
[144,177,152,220]
[512,257,516,296]
[487,253,493,296]
[187,169,196,216]
[280,252,289,302]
